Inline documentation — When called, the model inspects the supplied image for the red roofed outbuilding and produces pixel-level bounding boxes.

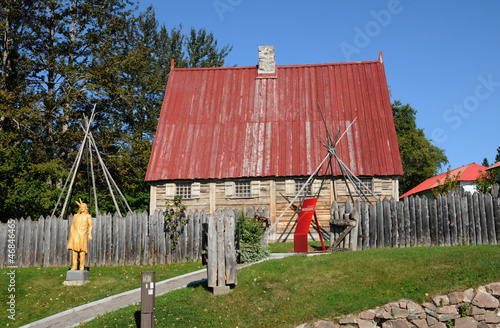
[146,47,403,238]
[399,163,488,199]
[487,161,500,171]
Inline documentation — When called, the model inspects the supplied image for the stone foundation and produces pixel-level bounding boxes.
[296,282,500,328]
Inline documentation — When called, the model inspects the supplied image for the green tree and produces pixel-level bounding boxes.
[1,1,232,219]
[392,100,448,195]
[431,169,461,198]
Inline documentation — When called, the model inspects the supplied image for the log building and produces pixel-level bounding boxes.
[146,46,403,241]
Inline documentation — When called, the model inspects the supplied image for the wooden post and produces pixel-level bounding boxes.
[361,202,369,250]
[493,196,500,244]
[484,194,496,245]
[415,196,422,246]
[403,197,410,247]
[454,193,463,245]
[397,200,405,248]
[207,209,237,295]
[369,203,376,249]
[473,193,482,245]
[442,195,450,246]
[429,199,437,246]
[421,198,430,246]
[479,193,488,244]
[376,200,384,248]
[383,199,391,248]
[448,193,457,246]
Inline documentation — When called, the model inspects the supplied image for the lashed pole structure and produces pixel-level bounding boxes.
[51,106,131,218]
[271,101,378,239]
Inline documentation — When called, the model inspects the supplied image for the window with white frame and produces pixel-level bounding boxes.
[225,180,260,198]
[355,178,373,195]
[165,182,200,200]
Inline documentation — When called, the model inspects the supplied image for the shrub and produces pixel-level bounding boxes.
[236,213,270,263]
[164,196,187,253]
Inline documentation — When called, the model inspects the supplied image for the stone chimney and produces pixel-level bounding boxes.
[258,46,276,74]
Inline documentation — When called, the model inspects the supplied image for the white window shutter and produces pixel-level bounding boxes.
[225,181,234,197]
[251,181,260,197]
[312,180,321,195]
[165,183,175,199]
[285,180,295,196]
[192,182,201,199]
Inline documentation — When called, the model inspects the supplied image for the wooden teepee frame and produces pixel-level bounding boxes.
[51,105,131,218]
[271,101,379,242]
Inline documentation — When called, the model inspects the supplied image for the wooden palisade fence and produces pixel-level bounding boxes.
[0,207,268,269]
[331,187,499,251]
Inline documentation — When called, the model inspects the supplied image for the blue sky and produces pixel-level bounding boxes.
[138,0,500,172]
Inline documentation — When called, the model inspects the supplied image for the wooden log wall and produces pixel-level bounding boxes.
[331,189,499,251]
[0,207,268,268]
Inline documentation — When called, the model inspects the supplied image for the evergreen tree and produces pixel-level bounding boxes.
[0,1,232,219]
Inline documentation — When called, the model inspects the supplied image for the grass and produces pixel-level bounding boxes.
[0,262,205,327]
[269,240,330,253]
[80,245,500,328]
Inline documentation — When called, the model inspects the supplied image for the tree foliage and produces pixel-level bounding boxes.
[1,1,232,220]
[431,170,461,198]
[392,100,448,195]
[475,146,500,193]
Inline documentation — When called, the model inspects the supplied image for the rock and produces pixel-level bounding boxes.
[474,315,485,322]
[360,311,377,321]
[437,313,460,322]
[437,305,458,314]
[410,318,429,328]
[464,289,475,303]
[296,324,312,328]
[339,315,357,325]
[408,302,425,315]
[434,322,447,328]
[471,306,487,315]
[455,316,478,328]
[484,313,500,324]
[434,296,450,307]
[476,322,488,328]
[425,307,439,319]
[478,286,487,293]
[487,283,500,297]
[382,319,413,328]
[472,292,500,309]
[357,319,377,328]
[313,320,338,328]
[423,302,438,313]
[449,292,466,304]
[408,313,427,321]
[427,316,438,326]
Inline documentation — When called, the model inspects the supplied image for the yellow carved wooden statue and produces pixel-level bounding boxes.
[67,199,93,270]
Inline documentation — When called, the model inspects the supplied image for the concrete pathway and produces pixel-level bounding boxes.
[20,253,302,328]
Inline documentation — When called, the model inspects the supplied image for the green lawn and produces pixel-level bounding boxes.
[0,262,205,327]
[269,240,330,253]
[81,245,500,328]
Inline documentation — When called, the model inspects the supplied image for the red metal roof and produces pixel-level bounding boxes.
[487,161,500,171]
[399,163,488,198]
[146,52,403,181]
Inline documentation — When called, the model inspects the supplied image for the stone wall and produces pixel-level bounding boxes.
[297,282,500,328]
